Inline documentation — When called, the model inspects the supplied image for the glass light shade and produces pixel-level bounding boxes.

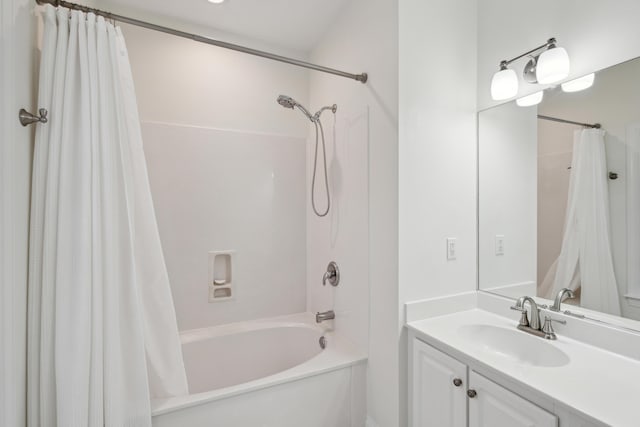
[536,46,570,84]
[491,68,518,101]
[516,91,544,107]
[561,73,595,92]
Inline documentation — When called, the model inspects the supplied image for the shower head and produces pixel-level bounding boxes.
[277,95,297,109]
[277,94,314,121]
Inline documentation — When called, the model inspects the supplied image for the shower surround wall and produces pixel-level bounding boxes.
[308,0,399,425]
[121,23,311,331]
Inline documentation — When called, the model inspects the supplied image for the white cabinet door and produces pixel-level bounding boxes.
[411,339,467,427]
[468,371,557,427]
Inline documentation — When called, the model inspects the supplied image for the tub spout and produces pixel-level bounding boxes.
[316,310,335,323]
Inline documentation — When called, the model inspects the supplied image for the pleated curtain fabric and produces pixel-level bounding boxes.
[549,129,621,315]
[27,6,188,427]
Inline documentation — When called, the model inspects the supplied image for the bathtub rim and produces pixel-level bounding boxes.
[151,312,367,417]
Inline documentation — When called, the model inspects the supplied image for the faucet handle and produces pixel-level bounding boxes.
[543,316,566,327]
[510,305,529,327]
[542,316,567,339]
[322,261,340,287]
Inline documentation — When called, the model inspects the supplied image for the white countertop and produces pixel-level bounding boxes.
[408,308,640,427]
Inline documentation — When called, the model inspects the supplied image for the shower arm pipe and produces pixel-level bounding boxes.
[34,0,369,84]
[537,114,601,129]
[313,104,337,121]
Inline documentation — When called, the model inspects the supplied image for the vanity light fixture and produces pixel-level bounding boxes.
[536,42,570,84]
[561,73,595,92]
[516,91,544,107]
[207,0,225,3]
[491,62,519,100]
[491,37,570,101]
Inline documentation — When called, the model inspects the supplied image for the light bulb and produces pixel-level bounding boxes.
[516,91,543,107]
[561,73,595,93]
[536,46,570,84]
[491,68,518,101]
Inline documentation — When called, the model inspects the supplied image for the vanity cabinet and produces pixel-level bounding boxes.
[468,370,556,427]
[412,337,467,426]
[411,338,558,427]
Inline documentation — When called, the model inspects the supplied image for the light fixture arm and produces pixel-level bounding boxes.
[500,38,557,68]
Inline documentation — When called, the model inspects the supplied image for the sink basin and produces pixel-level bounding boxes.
[457,324,570,367]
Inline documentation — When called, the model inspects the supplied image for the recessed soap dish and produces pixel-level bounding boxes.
[208,251,235,302]
[213,288,232,299]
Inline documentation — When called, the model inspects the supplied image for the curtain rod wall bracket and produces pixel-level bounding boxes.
[34,0,369,84]
[19,108,48,127]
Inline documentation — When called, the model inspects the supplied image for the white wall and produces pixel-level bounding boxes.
[399,0,478,424]
[307,0,399,425]
[121,23,311,330]
[478,102,537,292]
[0,1,37,426]
[399,0,478,303]
[478,0,640,110]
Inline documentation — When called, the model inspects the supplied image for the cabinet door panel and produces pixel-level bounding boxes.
[469,371,557,427]
[412,339,467,427]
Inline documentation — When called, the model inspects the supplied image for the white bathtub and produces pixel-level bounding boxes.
[152,313,367,427]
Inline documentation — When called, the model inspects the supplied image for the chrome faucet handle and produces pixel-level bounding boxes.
[322,261,340,287]
[551,288,575,312]
[542,316,567,340]
[510,305,529,327]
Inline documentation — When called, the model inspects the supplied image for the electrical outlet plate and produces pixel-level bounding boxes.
[446,238,457,260]
[495,235,505,256]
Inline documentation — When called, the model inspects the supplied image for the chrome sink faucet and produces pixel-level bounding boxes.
[513,296,541,329]
[550,288,575,312]
[511,296,565,340]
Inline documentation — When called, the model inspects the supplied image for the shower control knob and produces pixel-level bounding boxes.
[322,261,340,287]
[453,378,462,387]
[467,389,477,398]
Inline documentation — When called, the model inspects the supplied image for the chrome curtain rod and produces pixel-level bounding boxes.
[35,0,368,84]
[537,115,601,129]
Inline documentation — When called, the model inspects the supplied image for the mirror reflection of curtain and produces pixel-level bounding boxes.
[628,124,640,298]
[541,129,621,315]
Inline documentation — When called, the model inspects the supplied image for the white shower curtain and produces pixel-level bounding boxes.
[27,6,188,427]
[544,128,620,315]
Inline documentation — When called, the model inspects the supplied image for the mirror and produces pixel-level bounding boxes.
[478,56,640,328]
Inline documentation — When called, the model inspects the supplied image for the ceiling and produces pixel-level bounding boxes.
[103,0,350,52]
